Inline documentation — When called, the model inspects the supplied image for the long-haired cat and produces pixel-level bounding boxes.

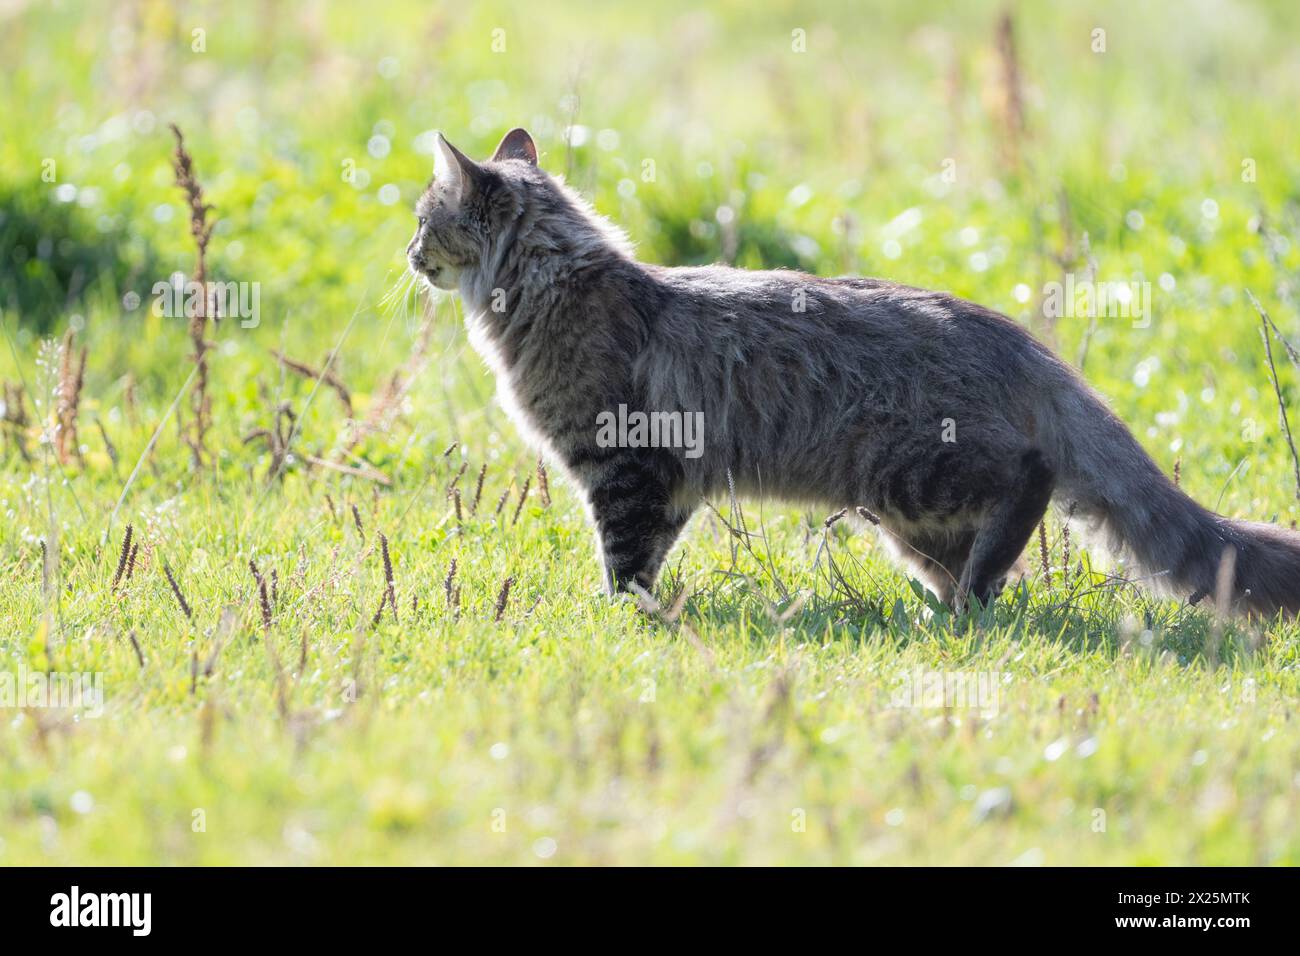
[406,127,1300,616]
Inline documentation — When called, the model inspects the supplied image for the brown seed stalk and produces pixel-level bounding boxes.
[1038,521,1050,581]
[55,328,86,466]
[125,541,139,582]
[469,463,487,514]
[127,629,146,668]
[1062,503,1076,586]
[371,532,397,625]
[537,457,551,507]
[249,559,272,631]
[94,416,118,472]
[162,560,193,620]
[494,575,515,622]
[444,558,458,607]
[446,459,468,493]
[168,123,216,469]
[511,475,531,527]
[111,523,134,590]
[855,506,880,525]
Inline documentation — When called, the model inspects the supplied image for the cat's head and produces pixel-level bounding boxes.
[406,128,540,291]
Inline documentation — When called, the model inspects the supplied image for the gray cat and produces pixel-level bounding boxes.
[406,127,1300,616]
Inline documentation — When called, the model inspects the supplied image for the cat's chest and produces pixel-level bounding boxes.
[465,309,552,449]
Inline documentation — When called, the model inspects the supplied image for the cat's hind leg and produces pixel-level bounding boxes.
[958,449,1055,608]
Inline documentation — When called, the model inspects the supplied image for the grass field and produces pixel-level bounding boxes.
[2,0,1300,865]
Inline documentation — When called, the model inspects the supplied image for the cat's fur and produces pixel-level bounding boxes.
[406,127,1300,616]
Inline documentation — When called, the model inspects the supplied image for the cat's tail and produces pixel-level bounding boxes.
[1038,373,1300,616]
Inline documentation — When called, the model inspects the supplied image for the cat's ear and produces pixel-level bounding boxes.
[434,132,485,204]
[491,127,538,166]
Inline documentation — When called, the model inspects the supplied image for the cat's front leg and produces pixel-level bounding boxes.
[584,450,691,596]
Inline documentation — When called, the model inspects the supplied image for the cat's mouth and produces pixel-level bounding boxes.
[418,262,461,291]
[411,258,441,282]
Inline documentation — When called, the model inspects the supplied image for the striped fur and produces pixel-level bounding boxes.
[405,129,1300,615]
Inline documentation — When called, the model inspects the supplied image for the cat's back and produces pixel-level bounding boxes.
[631,263,1067,429]
[645,263,985,342]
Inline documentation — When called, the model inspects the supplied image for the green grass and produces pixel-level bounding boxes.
[2,0,1300,865]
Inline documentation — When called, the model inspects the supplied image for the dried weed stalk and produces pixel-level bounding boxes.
[169,123,216,468]
[55,328,86,465]
[270,348,353,417]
